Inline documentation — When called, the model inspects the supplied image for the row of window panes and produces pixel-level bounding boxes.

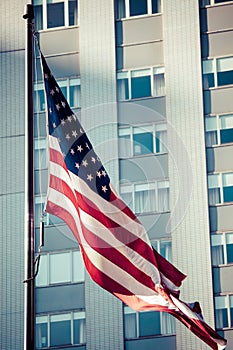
[200,0,233,6]
[124,307,175,339]
[36,311,86,348]
[33,0,78,30]
[215,295,233,329]
[36,249,85,286]
[205,114,233,147]
[120,180,169,214]
[202,56,233,89]
[34,78,81,112]
[208,172,233,205]
[211,232,233,266]
[117,67,165,101]
[115,0,161,19]
[119,123,167,158]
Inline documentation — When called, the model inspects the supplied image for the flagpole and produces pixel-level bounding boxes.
[23,4,35,350]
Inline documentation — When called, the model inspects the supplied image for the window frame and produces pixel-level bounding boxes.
[36,310,86,348]
[202,56,233,90]
[118,122,167,158]
[208,172,233,205]
[115,0,162,19]
[215,294,233,330]
[33,0,79,30]
[211,232,233,266]
[117,66,165,101]
[36,249,85,286]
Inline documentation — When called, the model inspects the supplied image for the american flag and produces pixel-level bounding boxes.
[41,53,226,350]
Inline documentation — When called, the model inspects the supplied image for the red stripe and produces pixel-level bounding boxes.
[75,190,157,267]
[80,221,158,293]
[49,174,77,207]
[49,147,67,169]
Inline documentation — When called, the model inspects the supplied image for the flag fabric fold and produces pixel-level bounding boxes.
[40,52,227,350]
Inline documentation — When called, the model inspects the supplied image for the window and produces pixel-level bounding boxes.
[211,232,233,265]
[205,114,233,147]
[120,180,169,214]
[36,250,85,286]
[200,0,233,6]
[117,67,165,101]
[115,0,162,19]
[202,57,233,89]
[36,311,86,348]
[34,77,81,112]
[208,172,233,205]
[33,0,78,30]
[124,306,175,339]
[215,295,233,330]
[119,123,167,158]
[151,240,172,262]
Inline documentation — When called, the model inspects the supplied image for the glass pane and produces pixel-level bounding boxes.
[131,76,151,99]
[50,318,71,346]
[139,311,161,336]
[34,5,43,31]
[158,187,169,212]
[133,132,153,155]
[35,148,48,170]
[215,309,228,329]
[47,2,65,28]
[160,241,172,262]
[212,245,224,265]
[117,78,129,100]
[119,134,131,158]
[156,130,167,152]
[223,186,233,203]
[50,252,71,284]
[129,0,147,16]
[34,89,45,112]
[73,250,85,282]
[69,0,78,26]
[208,188,221,205]
[124,313,137,338]
[135,188,156,213]
[203,73,215,89]
[226,243,233,264]
[36,322,48,348]
[152,0,161,13]
[74,318,86,344]
[120,191,133,211]
[161,313,175,334]
[115,0,126,19]
[205,131,218,147]
[217,71,233,86]
[153,73,165,96]
[220,129,233,144]
[70,85,80,107]
[36,255,48,286]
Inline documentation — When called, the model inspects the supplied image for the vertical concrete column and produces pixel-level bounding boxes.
[79,1,124,349]
[163,1,215,349]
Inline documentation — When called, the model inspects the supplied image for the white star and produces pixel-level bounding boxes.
[96,171,102,178]
[72,130,78,138]
[80,128,84,134]
[57,138,61,143]
[75,163,80,169]
[56,103,60,111]
[61,119,66,126]
[55,86,59,93]
[87,174,93,181]
[61,101,66,108]
[53,122,56,128]
[91,157,96,164]
[77,145,83,153]
[62,152,66,157]
[44,73,49,80]
[102,185,108,193]
[72,114,76,121]
[65,134,70,140]
[82,160,88,167]
[86,142,90,149]
[67,116,72,123]
[70,149,75,155]
[49,108,53,114]
[50,89,55,95]
[102,170,107,177]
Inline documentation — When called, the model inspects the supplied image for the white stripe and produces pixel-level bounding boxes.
[170,295,199,320]
[47,187,166,303]
[79,208,161,285]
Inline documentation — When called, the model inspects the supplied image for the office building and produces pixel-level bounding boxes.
[0,0,233,349]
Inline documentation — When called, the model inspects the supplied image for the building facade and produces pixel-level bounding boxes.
[0,0,233,349]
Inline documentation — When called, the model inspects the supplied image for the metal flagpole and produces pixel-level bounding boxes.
[23,4,35,350]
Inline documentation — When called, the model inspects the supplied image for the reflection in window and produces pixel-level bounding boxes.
[36,250,85,286]
[205,114,233,147]
[117,67,165,101]
[119,123,167,158]
[115,0,161,19]
[33,0,78,30]
[202,56,233,89]
[36,311,86,348]
[215,296,229,329]
[124,306,175,339]
[211,232,233,265]
[208,174,221,205]
[120,180,169,214]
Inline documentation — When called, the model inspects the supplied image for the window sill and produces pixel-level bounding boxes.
[206,142,233,149]
[36,25,79,34]
[116,12,162,22]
